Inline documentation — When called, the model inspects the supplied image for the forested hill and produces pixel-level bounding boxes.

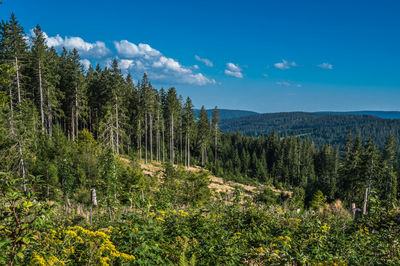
[317,111,400,119]
[219,112,400,148]
[194,108,258,120]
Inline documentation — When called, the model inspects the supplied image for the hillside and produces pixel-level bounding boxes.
[138,159,292,200]
[194,108,258,120]
[219,112,400,148]
[317,111,400,119]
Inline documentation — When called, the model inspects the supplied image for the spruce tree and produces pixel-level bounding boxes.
[197,106,210,166]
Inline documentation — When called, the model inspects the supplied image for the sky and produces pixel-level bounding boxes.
[1,0,400,113]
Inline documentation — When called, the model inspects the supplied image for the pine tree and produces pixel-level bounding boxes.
[30,25,47,132]
[183,97,195,168]
[0,13,28,103]
[166,87,179,164]
[197,106,210,166]
[382,135,398,203]
[211,106,219,166]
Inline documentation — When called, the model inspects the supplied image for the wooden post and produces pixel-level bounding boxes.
[91,189,98,206]
[351,203,356,219]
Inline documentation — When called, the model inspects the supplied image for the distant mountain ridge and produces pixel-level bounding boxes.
[316,111,400,119]
[219,111,400,149]
[194,109,258,120]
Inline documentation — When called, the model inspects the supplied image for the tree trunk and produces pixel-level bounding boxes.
[157,112,160,162]
[15,57,21,103]
[71,107,75,141]
[138,120,142,159]
[188,134,190,168]
[150,113,153,162]
[75,85,79,139]
[9,81,15,136]
[180,129,182,164]
[145,111,148,163]
[215,127,218,165]
[171,113,174,164]
[110,122,114,153]
[115,95,119,154]
[19,141,27,193]
[201,148,204,166]
[185,132,188,168]
[47,87,52,137]
[362,187,370,215]
[162,127,165,162]
[38,61,45,131]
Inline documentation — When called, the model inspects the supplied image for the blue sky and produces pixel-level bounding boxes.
[1,0,400,112]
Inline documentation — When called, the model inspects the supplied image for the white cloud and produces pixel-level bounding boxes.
[114,40,161,58]
[80,59,91,70]
[43,33,111,59]
[318,62,333,69]
[195,55,213,67]
[193,64,199,69]
[224,69,243,78]
[226,62,241,72]
[263,73,269,78]
[276,80,302,87]
[119,59,134,70]
[224,62,243,78]
[113,41,215,85]
[38,30,215,86]
[274,59,297,70]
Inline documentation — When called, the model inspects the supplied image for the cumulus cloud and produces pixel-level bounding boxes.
[114,40,161,58]
[224,63,243,78]
[114,40,215,85]
[318,62,333,69]
[44,33,111,59]
[194,55,213,67]
[37,30,215,86]
[274,59,297,70]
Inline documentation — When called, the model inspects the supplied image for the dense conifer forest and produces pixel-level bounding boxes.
[220,111,400,148]
[1,13,400,265]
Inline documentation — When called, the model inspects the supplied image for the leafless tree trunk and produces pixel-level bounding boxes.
[362,187,370,215]
[15,57,21,103]
[156,112,160,162]
[145,111,148,163]
[71,108,75,141]
[18,141,27,193]
[9,81,15,136]
[180,129,182,164]
[214,126,218,165]
[115,95,119,154]
[39,61,45,131]
[138,120,142,159]
[162,126,165,162]
[170,113,174,164]
[149,113,153,162]
[75,84,79,138]
[47,87,52,137]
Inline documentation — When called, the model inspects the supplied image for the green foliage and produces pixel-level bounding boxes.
[156,164,210,208]
[309,190,327,210]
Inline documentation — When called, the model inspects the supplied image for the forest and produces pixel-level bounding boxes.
[220,111,400,149]
[0,13,400,265]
